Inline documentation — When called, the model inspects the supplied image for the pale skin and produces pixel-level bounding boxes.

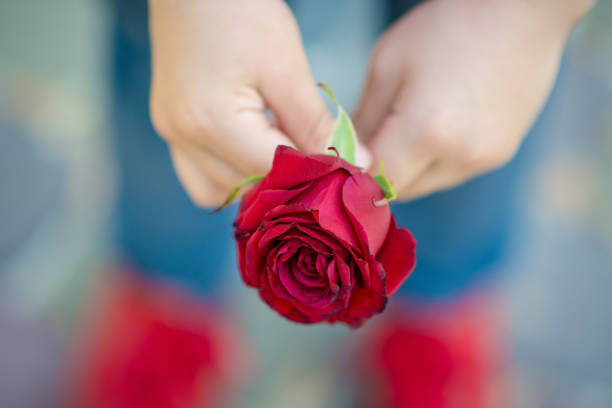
[149,0,596,207]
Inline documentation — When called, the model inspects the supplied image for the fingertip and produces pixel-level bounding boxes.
[355,142,372,171]
[300,107,335,155]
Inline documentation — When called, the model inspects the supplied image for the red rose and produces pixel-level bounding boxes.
[234,145,416,326]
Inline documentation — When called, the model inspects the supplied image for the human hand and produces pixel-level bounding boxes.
[355,0,594,201]
[149,0,354,207]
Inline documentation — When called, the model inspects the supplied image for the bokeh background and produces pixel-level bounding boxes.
[1,0,611,407]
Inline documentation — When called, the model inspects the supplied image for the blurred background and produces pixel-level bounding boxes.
[1,0,611,407]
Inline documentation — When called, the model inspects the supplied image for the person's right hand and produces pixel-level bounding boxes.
[149,0,339,207]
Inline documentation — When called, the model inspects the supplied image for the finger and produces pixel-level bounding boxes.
[355,143,373,171]
[169,147,227,208]
[180,92,298,177]
[258,51,335,156]
[218,109,297,175]
[353,57,403,143]
[369,113,434,194]
[182,144,247,192]
[398,161,477,201]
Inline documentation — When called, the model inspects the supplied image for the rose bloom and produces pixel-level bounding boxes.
[234,146,416,326]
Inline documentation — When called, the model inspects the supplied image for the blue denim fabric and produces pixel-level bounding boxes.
[391,162,523,300]
[109,0,531,299]
[109,2,234,295]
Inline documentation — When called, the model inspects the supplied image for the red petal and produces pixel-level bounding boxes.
[377,217,417,296]
[258,281,310,324]
[263,146,345,189]
[242,228,266,287]
[342,173,391,255]
[290,170,360,249]
[331,286,387,328]
[236,185,308,232]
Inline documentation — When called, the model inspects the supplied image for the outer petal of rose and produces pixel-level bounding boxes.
[261,146,360,190]
[292,302,343,323]
[258,146,342,190]
[235,239,247,283]
[241,228,266,287]
[258,284,310,324]
[290,170,360,249]
[331,286,387,328]
[236,185,309,232]
[342,173,391,255]
[259,276,341,324]
[237,146,359,227]
[376,217,417,296]
[340,200,382,294]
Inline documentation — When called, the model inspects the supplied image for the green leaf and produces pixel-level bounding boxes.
[372,161,397,201]
[318,83,357,165]
[212,174,264,213]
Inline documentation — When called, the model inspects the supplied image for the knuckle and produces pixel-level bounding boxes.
[462,146,515,171]
[151,98,217,143]
[370,43,394,78]
[172,104,216,140]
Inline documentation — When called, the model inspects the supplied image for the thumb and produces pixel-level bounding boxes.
[259,60,372,169]
[259,55,334,155]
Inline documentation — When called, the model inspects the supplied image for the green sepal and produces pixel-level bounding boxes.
[318,83,357,165]
[212,174,264,213]
[372,161,397,201]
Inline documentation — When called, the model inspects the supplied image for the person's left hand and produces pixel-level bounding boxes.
[354,0,591,201]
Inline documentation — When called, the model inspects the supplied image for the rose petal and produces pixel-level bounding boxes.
[258,223,295,248]
[263,146,359,190]
[242,228,266,287]
[258,279,310,324]
[335,257,353,307]
[289,170,361,249]
[266,264,295,303]
[332,286,387,328]
[326,257,340,294]
[294,267,326,287]
[262,205,315,223]
[291,296,344,321]
[260,274,342,323]
[342,173,391,255]
[376,217,417,296]
[236,186,309,231]
[295,225,349,256]
[278,231,331,254]
[279,262,334,309]
[268,241,301,273]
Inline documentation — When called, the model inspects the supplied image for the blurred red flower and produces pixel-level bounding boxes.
[355,297,508,408]
[69,274,251,408]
